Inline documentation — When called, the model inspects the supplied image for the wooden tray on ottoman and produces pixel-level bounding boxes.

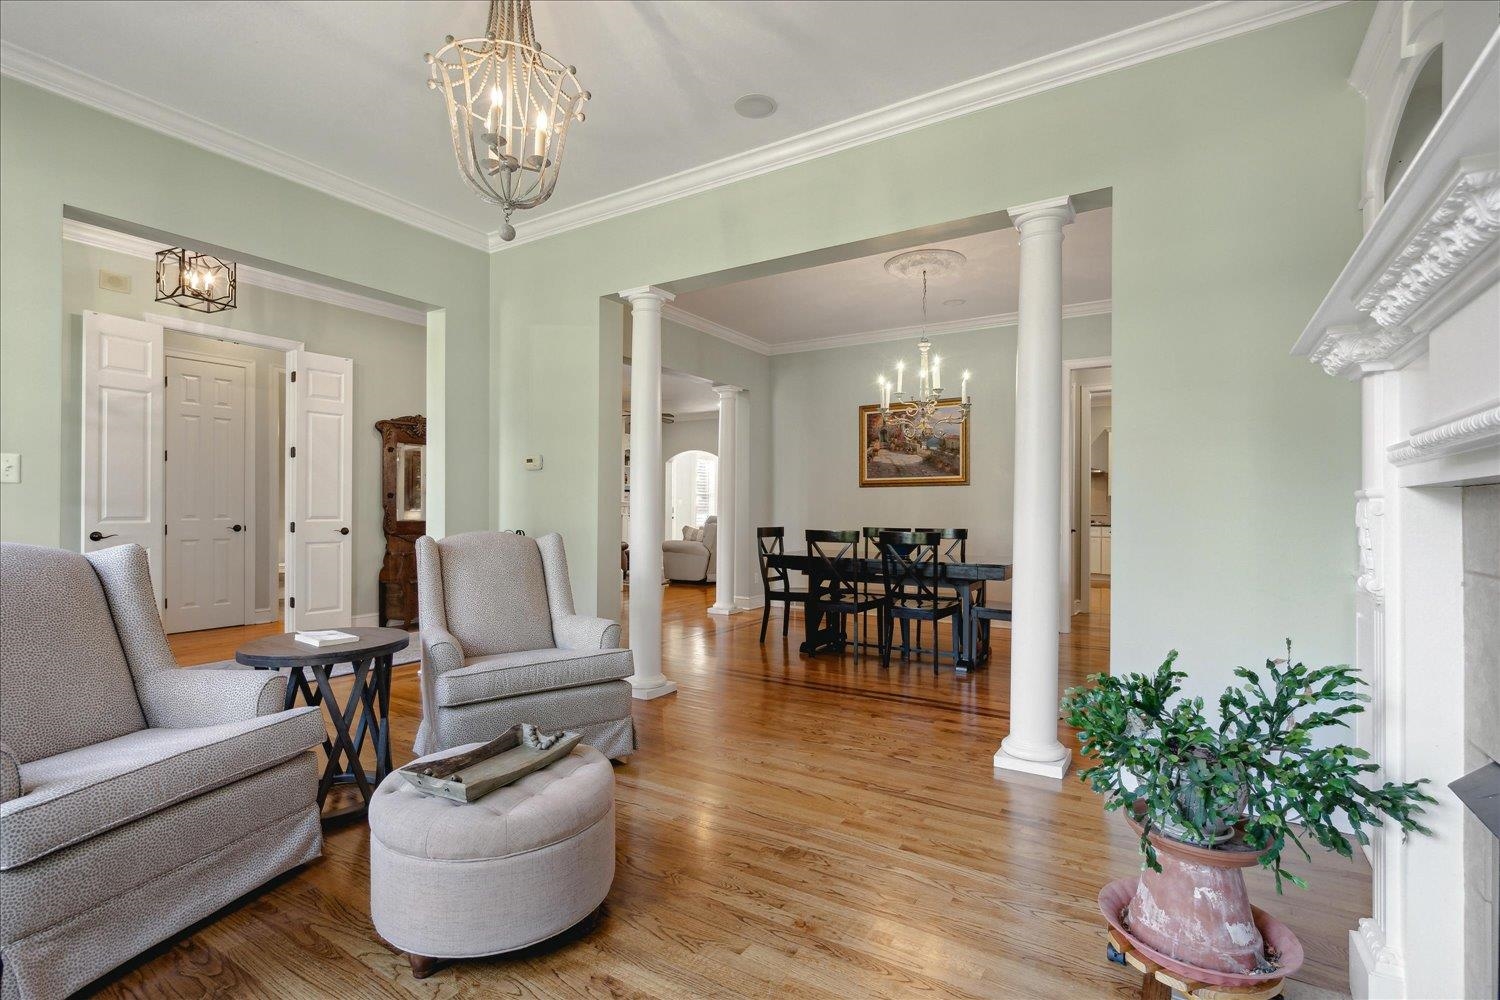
[397,725,582,803]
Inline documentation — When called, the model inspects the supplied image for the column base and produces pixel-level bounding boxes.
[707,603,742,616]
[629,677,678,700]
[993,739,1071,779]
[1349,920,1405,999]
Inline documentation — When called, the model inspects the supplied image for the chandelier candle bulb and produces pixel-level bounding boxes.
[896,361,904,395]
[933,357,941,392]
[961,371,969,404]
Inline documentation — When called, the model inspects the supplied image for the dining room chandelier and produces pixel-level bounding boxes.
[425,0,589,241]
[874,249,972,439]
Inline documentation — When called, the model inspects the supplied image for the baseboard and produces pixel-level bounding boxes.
[735,594,765,610]
[250,606,279,625]
[352,612,380,628]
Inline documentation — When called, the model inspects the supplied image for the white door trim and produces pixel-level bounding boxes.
[1060,356,1112,629]
[144,313,304,353]
[164,346,258,629]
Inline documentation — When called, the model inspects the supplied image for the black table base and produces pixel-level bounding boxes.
[279,656,394,821]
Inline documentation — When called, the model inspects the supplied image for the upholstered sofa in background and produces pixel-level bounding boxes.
[663,515,717,583]
[0,543,324,1000]
[415,531,637,760]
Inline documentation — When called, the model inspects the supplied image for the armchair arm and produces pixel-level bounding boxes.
[554,614,622,651]
[0,742,19,804]
[136,668,288,729]
[421,625,466,677]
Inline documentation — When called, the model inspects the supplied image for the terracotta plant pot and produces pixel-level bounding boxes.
[1123,806,1273,976]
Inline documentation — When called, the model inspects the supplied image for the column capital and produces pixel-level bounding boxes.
[1007,196,1076,233]
[711,383,746,397]
[619,285,675,306]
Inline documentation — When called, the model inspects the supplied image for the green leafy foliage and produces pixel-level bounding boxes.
[1060,643,1435,891]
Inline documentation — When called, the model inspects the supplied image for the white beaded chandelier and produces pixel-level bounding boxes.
[426,0,589,241]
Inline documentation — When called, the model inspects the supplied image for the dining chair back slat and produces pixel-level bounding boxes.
[756,527,809,644]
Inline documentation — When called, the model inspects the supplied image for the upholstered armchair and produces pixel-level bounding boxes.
[415,531,637,760]
[663,514,717,582]
[0,543,324,1000]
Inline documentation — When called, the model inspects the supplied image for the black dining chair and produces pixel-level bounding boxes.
[805,529,884,659]
[877,530,963,672]
[756,527,810,643]
[910,527,981,655]
[857,527,908,651]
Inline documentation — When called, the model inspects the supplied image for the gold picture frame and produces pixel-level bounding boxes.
[858,399,970,487]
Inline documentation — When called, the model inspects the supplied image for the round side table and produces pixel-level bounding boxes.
[236,627,410,821]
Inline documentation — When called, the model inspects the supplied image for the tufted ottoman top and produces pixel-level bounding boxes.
[370,743,614,861]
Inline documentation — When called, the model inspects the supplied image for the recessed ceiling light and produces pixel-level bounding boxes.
[734,94,778,119]
[944,298,967,307]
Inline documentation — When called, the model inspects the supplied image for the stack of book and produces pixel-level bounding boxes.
[294,629,359,647]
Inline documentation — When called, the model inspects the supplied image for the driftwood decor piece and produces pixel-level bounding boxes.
[397,724,582,803]
[376,415,425,627]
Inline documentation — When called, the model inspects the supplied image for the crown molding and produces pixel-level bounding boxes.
[490,0,1341,250]
[63,219,429,327]
[6,3,1337,256]
[1,40,490,252]
[664,299,1111,357]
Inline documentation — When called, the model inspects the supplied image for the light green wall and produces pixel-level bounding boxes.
[771,313,1111,562]
[492,4,1368,697]
[0,77,492,552]
[61,241,426,619]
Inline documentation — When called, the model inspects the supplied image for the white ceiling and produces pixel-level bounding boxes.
[0,0,1309,250]
[622,365,720,417]
[673,207,1110,350]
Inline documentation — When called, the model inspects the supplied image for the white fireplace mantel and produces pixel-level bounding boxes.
[1293,25,1499,1000]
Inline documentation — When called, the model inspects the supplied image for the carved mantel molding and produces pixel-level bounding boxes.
[1356,167,1500,329]
[1386,401,1500,466]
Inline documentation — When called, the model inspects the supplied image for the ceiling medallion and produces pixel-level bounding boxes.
[426,0,589,242]
[155,248,236,313]
[873,249,972,438]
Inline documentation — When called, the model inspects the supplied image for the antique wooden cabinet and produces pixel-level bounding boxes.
[375,415,425,627]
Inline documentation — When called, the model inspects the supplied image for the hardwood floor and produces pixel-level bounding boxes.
[100,583,1368,998]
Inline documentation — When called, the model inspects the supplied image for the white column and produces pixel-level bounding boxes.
[995,196,1075,779]
[708,384,744,616]
[621,286,677,700]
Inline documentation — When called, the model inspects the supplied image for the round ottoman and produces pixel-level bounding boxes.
[369,742,615,978]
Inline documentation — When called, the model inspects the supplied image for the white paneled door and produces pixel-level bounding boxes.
[81,311,165,607]
[289,350,353,630]
[164,355,248,633]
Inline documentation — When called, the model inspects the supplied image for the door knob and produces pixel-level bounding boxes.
[340,527,350,535]
[88,531,117,542]
[231,524,243,532]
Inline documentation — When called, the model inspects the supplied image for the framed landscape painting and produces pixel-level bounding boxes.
[858,400,970,487]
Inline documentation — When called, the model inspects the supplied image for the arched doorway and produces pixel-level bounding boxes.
[664,449,717,540]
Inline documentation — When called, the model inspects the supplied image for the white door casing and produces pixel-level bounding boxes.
[290,350,354,630]
[81,311,165,606]
[164,354,249,633]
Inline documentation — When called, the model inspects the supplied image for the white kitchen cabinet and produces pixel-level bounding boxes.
[1089,525,1112,576]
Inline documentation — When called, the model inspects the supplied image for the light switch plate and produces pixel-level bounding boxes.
[0,453,19,484]
[524,455,543,471]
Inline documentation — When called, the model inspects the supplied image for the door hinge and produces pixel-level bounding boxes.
[289,446,296,458]
[289,596,295,609]
[164,597,168,609]
[164,450,168,462]
[164,524,168,535]
[290,521,296,533]
[290,371,297,383]
[163,375,168,387]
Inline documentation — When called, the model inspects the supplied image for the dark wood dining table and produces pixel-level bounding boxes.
[766,552,1011,671]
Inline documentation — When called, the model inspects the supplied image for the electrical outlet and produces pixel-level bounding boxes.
[524,455,543,471]
[0,453,19,484]
[98,270,132,294]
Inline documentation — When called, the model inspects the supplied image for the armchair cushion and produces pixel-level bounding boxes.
[436,532,555,656]
[0,544,146,763]
[436,648,634,707]
[0,707,322,870]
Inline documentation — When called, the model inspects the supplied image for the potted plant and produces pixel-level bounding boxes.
[1061,645,1434,982]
